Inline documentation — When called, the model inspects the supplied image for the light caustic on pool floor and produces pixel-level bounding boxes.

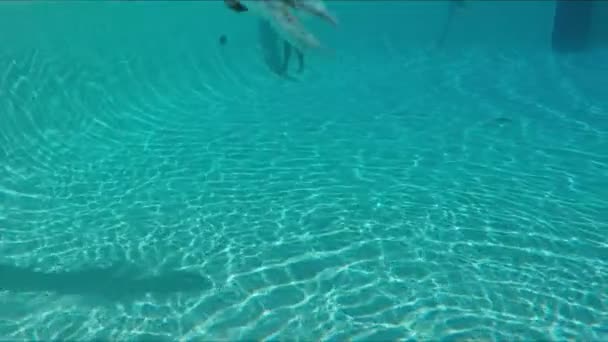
[0,48,607,341]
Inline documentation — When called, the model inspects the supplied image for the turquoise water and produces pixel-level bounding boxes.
[1,1,607,341]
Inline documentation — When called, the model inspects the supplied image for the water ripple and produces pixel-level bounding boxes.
[0,46,606,341]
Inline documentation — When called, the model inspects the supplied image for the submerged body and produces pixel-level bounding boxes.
[246,0,320,51]
[258,19,304,77]
[437,0,468,47]
[237,0,337,52]
[293,0,338,26]
[226,0,337,25]
[225,0,335,76]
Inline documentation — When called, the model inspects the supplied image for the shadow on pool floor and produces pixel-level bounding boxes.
[0,262,212,302]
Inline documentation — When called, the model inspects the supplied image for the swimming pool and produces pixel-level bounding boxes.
[0,1,606,340]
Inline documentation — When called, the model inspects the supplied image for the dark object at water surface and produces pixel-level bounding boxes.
[219,35,227,46]
[552,0,594,53]
[493,117,513,126]
[224,0,248,13]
